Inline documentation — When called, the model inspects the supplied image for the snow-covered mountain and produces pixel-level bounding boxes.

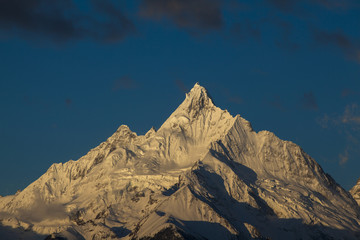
[1,83,360,240]
[351,179,360,206]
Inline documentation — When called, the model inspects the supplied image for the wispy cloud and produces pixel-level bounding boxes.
[341,103,360,126]
[316,104,360,166]
[230,21,261,42]
[316,114,330,128]
[270,17,299,51]
[228,96,243,105]
[65,98,72,107]
[112,76,138,91]
[265,0,354,13]
[174,79,189,93]
[139,0,223,31]
[341,88,359,97]
[312,28,351,49]
[0,0,135,42]
[311,27,360,63]
[263,0,360,63]
[265,0,298,13]
[313,0,353,10]
[317,104,360,129]
[268,95,286,111]
[301,92,318,111]
[337,131,360,166]
[220,87,243,105]
[339,148,349,165]
[339,149,349,165]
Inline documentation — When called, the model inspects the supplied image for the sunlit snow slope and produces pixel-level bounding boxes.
[351,179,360,206]
[1,83,360,240]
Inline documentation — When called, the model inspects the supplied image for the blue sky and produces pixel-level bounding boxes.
[0,0,359,196]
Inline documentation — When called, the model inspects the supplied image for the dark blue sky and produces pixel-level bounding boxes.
[0,0,359,196]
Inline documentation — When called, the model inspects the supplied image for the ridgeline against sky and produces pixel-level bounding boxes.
[0,0,359,196]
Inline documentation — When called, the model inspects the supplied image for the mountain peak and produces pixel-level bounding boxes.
[182,83,215,116]
[2,83,360,240]
[186,82,212,101]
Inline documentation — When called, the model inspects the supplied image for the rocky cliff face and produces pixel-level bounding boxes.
[1,83,360,240]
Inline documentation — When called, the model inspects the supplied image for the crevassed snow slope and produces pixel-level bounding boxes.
[1,83,360,240]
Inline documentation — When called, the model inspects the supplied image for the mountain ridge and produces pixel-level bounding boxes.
[1,83,360,240]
